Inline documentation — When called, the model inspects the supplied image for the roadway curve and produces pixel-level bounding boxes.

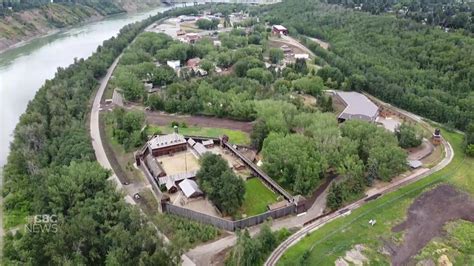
[89,52,196,266]
[265,138,454,265]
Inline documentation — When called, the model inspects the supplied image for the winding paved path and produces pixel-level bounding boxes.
[264,129,454,266]
[89,53,195,266]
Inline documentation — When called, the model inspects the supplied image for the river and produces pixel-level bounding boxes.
[0,6,174,167]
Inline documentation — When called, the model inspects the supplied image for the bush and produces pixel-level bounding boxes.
[196,18,220,30]
[197,154,245,215]
[396,123,423,148]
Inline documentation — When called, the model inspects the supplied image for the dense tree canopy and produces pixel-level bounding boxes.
[196,153,245,216]
[465,123,474,157]
[262,133,323,195]
[1,7,203,264]
[196,18,220,30]
[260,0,474,131]
[396,123,423,149]
[226,224,291,266]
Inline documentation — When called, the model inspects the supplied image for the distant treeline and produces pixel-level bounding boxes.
[259,0,473,131]
[324,0,474,33]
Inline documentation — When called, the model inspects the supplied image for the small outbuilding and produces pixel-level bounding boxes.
[187,57,201,68]
[179,179,203,198]
[167,60,181,71]
[202,139,214,148]
[187,138,196,147]
[144,154,166,179]
[294,53,309,60]
[193,142,209,157]
[408,160,423,169]
[185,33,200,44]
[272,25,288,35]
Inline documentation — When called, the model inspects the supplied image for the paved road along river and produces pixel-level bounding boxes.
[0,6,172,168]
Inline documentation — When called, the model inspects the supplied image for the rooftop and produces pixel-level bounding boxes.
[336,91,379,122]
[193,142,209,156]
[408,160,423,169]
[148,133,186,150]
[179,179,203,198]
[273,25,287,31]
[144,154,165,178]
[158,170,198,186]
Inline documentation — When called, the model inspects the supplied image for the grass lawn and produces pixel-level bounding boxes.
[278,130,474,265]
[241,178,279,217]
[148,125,251,146]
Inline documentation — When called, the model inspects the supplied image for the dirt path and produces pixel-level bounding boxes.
[271,35,316,57]
[145,111,254,133]
[90,50,195,266]
[390,184,474,266]
[305,36,330,50]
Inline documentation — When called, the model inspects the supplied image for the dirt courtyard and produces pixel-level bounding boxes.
[157,150,200,176]
[145,111,254,133]
[389,184,474,265]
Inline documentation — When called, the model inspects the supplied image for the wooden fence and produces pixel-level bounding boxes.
[163,203,296,231]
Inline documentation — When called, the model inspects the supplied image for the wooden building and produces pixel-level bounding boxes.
[272,25,288,35]
[147,133,187,157]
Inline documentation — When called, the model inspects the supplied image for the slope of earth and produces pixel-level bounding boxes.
[389,184,474,265]
[278,130,474,265]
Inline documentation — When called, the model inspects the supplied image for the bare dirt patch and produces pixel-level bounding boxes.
[157,150,200,176]
[145,111,254,133]
[268,38,309,55]
[306,36,330,50]
[389,184,474,266]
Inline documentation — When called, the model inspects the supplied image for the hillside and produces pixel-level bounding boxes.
[0,0,160,52]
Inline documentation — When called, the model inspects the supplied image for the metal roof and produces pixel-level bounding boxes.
[193,142,209,156]
[144,154,164,178]
[336,91,379,122]
[148,133,186,150]
[408,160,423,169]
[179,179,203,198]
[187,138,196,147]
[157,171,198,186]
[273,25,287,31]
[202,140,214,146]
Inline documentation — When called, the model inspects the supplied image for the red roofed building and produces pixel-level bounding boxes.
[187,57,201,68]
[272,25,288,36]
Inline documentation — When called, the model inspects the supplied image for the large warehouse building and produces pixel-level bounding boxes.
[334,91,379,122]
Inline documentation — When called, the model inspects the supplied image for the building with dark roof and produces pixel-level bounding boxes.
[144,154,166,180]
[193,142,209,157]
[334,91,379,122]
[147,133,187,157]
[272,25,288,35]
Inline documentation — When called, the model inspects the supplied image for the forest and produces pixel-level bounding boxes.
[111,16,409,200]
[324,0,474,33]
[259,0,473,131]
[225,223,292,265]
[1,7,204,265]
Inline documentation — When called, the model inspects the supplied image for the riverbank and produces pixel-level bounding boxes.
[0,1,161,53]
[0,6,173,167]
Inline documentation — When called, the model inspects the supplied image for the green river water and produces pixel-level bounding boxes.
[0,6,172,167]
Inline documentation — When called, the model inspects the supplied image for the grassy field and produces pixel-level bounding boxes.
[240,178,279,217]
[278,130,474,265]
[148,125,251,146]
[416,220,474,263]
